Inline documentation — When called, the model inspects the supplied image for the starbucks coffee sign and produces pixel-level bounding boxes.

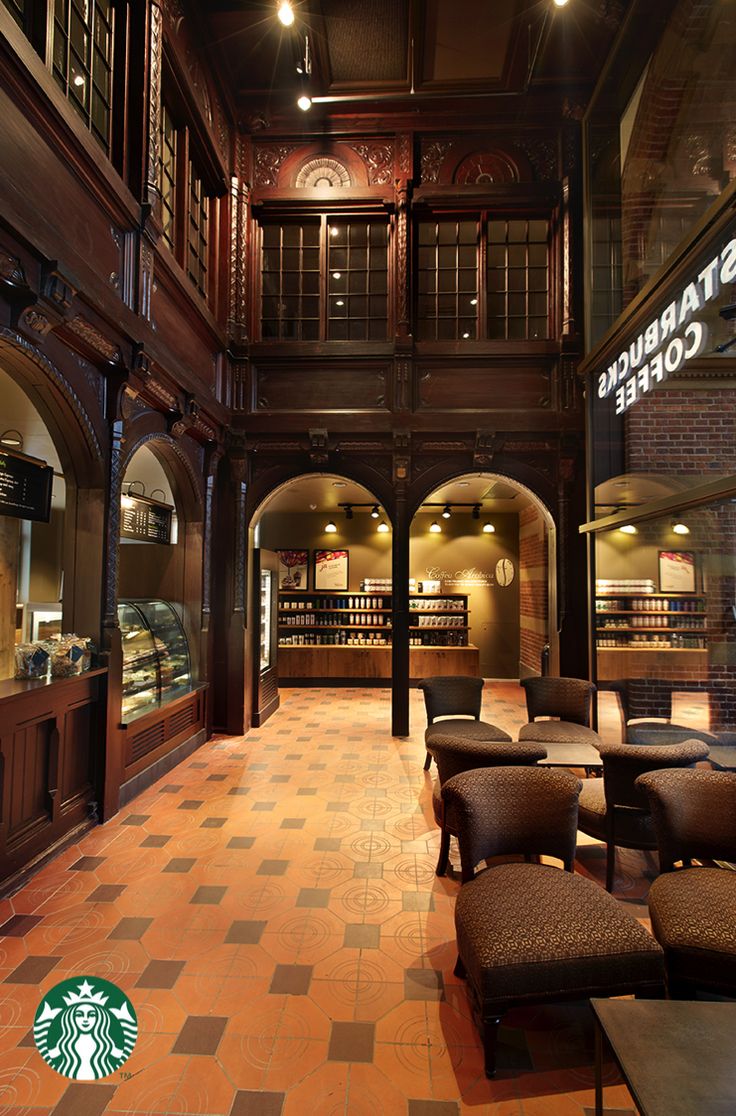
[34,977,137,1080]
[596,237,736,415]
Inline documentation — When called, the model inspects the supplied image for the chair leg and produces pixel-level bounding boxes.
[454,955,466,979]
[482,1015,503,1078]
[605,838,616,892]
[436,828,451,877]
[423,750,432,771]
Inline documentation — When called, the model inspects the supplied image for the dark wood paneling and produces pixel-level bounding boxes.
[0,671,106,890]
[253,362,390,413]
[416,363,552,412]
[122,686,206,780]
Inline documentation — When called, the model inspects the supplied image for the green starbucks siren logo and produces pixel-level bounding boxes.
[34,977,137,1080]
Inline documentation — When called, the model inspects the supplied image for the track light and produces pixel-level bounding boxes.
[277,1,295,26]
[442,505,452,519]
[345,505,353,520]
[429,521,442,534]
[472,504,480,520]
[297,93,312,111]
[483,522,495,534]
[619,524,638,535]
[553,0,569,7]
[672,520,690,535]
[377,521,389,534]
[325,520,337,533]
[371,506,380,519]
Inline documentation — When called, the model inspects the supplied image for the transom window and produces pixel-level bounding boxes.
[52,0,114,150]
[260,217,388,342]
[417,215,551,341]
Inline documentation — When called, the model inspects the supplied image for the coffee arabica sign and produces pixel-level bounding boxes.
[597,237,736,415]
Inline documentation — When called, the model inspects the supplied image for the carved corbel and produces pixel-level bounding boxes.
[308,428,329,466]
[167,393,199,439]
[42,264,77,313]
[473,430,502,469]
[393,431,411,489]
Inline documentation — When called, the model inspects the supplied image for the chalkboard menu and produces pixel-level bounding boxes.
[0,448,53,522]
[120,495,173,544]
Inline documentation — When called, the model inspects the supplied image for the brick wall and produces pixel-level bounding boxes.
[519,504,548,674]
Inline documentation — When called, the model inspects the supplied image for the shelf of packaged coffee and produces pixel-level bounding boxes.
[279,624,391,630]
[596,628,706,633]
[596,647,707,652]
[595,610,704,615]
[279,608,393,613]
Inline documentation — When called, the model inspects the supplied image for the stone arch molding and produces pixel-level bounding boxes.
[0,327,104,484]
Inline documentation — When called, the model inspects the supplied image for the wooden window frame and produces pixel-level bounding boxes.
[256,211,391,343]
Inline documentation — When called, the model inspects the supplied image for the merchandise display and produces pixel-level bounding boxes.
[118,598,192,721]
[14,633,93,679]
[595,592,707,651]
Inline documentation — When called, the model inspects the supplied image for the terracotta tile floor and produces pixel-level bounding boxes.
[0,683,654,1115]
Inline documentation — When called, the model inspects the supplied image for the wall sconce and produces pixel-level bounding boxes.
[0,429,23,449]
[483,522,495,534]
[672,520,690,535]
[429,521,442,534]
[377,521,389,534]
[619,524,638,535]
[325,520,337,533]
[442,504,452,519]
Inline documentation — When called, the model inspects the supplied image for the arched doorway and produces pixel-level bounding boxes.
[409,472,557,716]
[249,472,393,725]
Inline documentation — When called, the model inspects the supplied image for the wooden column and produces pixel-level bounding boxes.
[391,437,410,736]
[0,517,20,678]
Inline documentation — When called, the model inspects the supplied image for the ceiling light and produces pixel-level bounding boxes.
[332,481,346,487]
[377,521,389,534]
[297,94,312,111]
[0,429,23,448]
[345,505,353,520]
[429,521,442,534]
[472,504,480,520]
[442,505,452,519]
[277,1,295,26]
[619,524,638,535]
[483,522,495,534]
[457,481,469,487]
[672,520,690,535]
[371,505,380,519]
[325,520,337,533]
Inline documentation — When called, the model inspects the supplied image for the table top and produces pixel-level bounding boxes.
[536,742,603,768]
[707,745,736,771]
[592,999,736,1116]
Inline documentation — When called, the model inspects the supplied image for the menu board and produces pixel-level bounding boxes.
[120,496,173,544]
[0,448,53,522]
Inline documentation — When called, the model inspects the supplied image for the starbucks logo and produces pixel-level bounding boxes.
[34,977,137,1080]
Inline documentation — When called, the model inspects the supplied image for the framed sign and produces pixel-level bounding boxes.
[277,549,309,590]
[0,447,53,523]
[659,551,696,594]
[120,495,173,544]
[314,549,349,591]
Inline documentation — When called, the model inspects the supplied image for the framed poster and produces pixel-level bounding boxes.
[314,549,349,591]
[659,551,696,594]
[277,549,309,590]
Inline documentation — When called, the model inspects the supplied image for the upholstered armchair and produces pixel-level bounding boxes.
[577,739,710,892]
[418,675,511,771]
[636,767,736,998]
[518,676,601,746]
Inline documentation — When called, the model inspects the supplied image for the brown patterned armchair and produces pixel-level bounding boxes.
[418,675,511,771]
[443,766,664,1077]
[427,734,547,876]
[518,676,601,746]
[636,767,736,998]
[577,739,710,892]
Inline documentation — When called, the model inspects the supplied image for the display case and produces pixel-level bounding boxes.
[260,569,273,670]
[118,598,192,722]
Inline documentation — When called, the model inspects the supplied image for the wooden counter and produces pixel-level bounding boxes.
[278,645,480,683]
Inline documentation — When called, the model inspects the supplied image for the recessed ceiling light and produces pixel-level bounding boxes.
[456,481,470,487]
[277,1,295,26]
[483,522,495,534]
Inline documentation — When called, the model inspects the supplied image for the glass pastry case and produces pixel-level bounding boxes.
[260,569,273,671]
[118,598,192,722]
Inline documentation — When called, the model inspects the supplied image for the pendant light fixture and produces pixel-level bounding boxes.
[377,521,389,534]
[325,520,337,533]
[429,521,442,534]
[483,522,495,534]
[619,524,638,535]
[371,505,380,519]
[442,504,452,519]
